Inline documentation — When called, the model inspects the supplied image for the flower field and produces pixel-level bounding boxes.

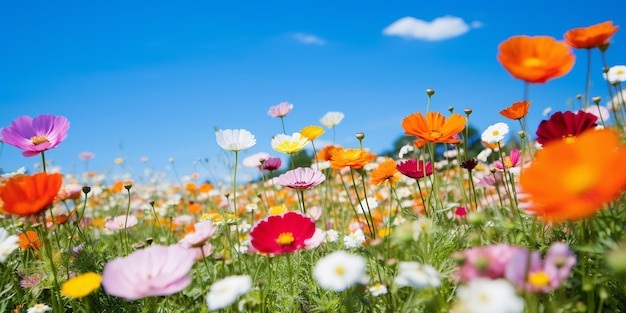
[2,21,626,313]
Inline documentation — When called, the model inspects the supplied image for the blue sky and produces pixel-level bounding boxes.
[1,1,625,184]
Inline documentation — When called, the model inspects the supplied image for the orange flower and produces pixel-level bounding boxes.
[498,36,575,84]
[520,128,626,222]
[564,21,619,49]
[317,145,340,161]
[330,147,371,169]
[500,101,531,120]
[0,172,62,216]
[18,231,42,250]
[401,112,466,144]
[370,159,400,186]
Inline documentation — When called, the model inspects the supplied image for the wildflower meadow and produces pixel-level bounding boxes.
[3,21,626,313]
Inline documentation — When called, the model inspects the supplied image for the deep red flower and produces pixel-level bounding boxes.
[249,211,316,255]
[536,111,597,145]
[396,159,433,179]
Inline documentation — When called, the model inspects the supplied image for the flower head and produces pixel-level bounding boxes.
[492,149,521,171]
[455,244,524,282]
[454,279,524,313]
[313,250,366,291]
[481,122,509,144]
[249,211,317,254]
[396,159,433,179]
[300,125,325,141]
[104,215,138,231]
[0,228,19,263]
[206,275,252,311]
[243,152,271,168]
[26,304,52,313]
[320,111,345,128]
[277,167,325,190]
[0,172,62,216]
[394,262,441,289]
[271,132,309,154]
[520,128,626,221]
[267,102,294,118]
[535,110,597,145]
[604,65,626,84]
[101,244,197,300]
[330,147,372,169]
[261,156,282,171]
[370,159,400,186]
[18,231,42,250]
[564,21,619,49]
[498,36,575,84]
[1,114,70,157]
[402,112,466,144]
[215,129,256,152]
[61,272,102,298]
[505,243,576,293]
[500,101,531,120]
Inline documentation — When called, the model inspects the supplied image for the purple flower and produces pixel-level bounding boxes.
[277,167,325,190]
[101,244,197,300]
[1,114,70,157]
[261,157,282,171]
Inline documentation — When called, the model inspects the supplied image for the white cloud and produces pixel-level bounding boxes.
[383,15,481,41]
[293,32,326,45]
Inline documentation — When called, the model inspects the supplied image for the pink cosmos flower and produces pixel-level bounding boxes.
[268,102,294,118]
[249,211,317,255]
[261,157,282,171]
[1,114,70,157]
[104,215,138,231]
[101,244,197,300]
[455,244,524,282]
[492,149,521,171]
[178,220,217,248]
[277,167,325,190]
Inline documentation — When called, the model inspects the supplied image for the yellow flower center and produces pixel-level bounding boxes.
[523,57,545,68]
[504,157,513,168]
[617,70,624,75]
[429,131,442,139]
[562,134,576,144]
[30,135,49,145]
[276,232,295,245]
[528,271,550,287]
[491,130,500,137]
[335,266,345,275]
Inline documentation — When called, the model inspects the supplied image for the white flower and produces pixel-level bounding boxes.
[481,123,509,144]
[215,129,257,152]
[27,304,52,313]
[357,197,378,215]
[604,65,626,84]
[1,166,26,178]
[368,283,388,296]
[394,262,441,288]
[206,275,252,311]
[607,89,626,111]
[0,228,19,263]
[542,106,552,117]
[343,229,366,248]
[313,250,366,291]
[476,148,492,163]
[320,111,345,128]
[325,229,339,243]
[398,144,414,159]
[242,152,270,168]
[454,279,524,313]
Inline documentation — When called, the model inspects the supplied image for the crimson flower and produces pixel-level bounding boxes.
[277,167,325,190]
[1,114,70,157]
[261,157,282,171]
[249,211,316,255]
[536,111,597,145]
[396,159,433,179]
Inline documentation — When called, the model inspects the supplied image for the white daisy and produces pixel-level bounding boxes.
[481,123,509,144]
[320,111,345,128]
[394,262,441,288]
[27,304,52,313]
[454,279,524,313]
[206,275,252,311]
[215,129,256,152]
[343,229,366,249]
[313,250,366,291]
[604,65,626,84]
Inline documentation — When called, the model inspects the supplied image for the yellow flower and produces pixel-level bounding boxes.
[269,204,288,215]
[61,272,102,298]
[271,132,309,154]
[300,126,325,141]
[114,157,124,164]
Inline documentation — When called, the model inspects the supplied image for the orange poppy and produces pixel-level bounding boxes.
[520,128,626,222]
[500,101,531,120]
[498,36,575,84]
[370,159,400,186]
[401,112,466,144]
[18,231,42,250]
[330,147,371,169]
[317,144,340,161]
[564,21,619,49]
[0,172,62,216]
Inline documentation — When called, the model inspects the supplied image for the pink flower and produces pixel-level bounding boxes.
[101,244,197,300]
[104,215,138,231]
[492,149,521,171]
[506,243,576,293]
[277,167,325,190]
[1,114,70,157]
[261,157,282,171]
[268,102,294,118]
[178,220,217,248]
[78,152,95,160]
[396,159,433,179]
[455,244,523,282]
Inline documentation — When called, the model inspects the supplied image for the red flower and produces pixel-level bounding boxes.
[396,159,433,179]
[249,211,316,255]
[536,111,597,145]
[0,172,63,216]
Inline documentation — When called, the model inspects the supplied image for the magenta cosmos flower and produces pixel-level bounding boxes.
[261,156,282,171]
[101,244,197,300]
[535,110,597,145]
[396,159,433,179]
[492,149,521,171]
[249,211,317,255]
[277,167,325,189]
[1,114,70,157]
[268,102,294,118]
